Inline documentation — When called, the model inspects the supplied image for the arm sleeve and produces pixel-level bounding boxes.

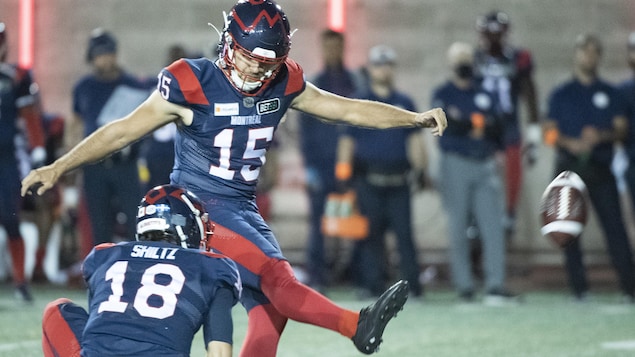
[203,285,236,345]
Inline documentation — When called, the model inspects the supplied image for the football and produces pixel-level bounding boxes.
[539,170,588,248]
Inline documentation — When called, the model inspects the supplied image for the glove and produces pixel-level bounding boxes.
[30,146,47,169]
[523,124,541,167]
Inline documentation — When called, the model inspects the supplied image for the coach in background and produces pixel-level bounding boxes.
[68,29,153,246]
[617,32,635,217]
[299,29,359,292]
[0,22,46,303]
[336,45,426,298]
[431,42,518,305]
[544,33,635,303]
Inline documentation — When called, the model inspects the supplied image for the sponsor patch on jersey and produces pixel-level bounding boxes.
[257,98,280,115]
[214,102,240,116]
[231,115,262,125]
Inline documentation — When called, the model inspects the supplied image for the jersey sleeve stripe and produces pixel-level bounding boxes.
[283,59,305,96]
[166,59,210,105]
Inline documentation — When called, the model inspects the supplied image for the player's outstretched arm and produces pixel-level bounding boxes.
[21,90,189,196]
[291,82,447,135]
[206,341,232,357]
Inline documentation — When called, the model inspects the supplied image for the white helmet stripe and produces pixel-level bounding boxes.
[180,193,205,243]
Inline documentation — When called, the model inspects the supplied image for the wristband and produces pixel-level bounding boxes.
[470,113,485,130]
[335,162,352,181]
[526,123,542,144]
[544,128,559,146]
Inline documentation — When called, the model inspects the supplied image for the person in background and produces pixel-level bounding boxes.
[431,42,519,305]
[68,28,154,246]
[336,45,426,299]
[22,1,446,355]
[617,31,635,214]
[0,21,46,303]
[22,110,69,284]
[474,10,540,238]
[41,184,241,357]
[298,29,359,291]
[544,33,635,303]
[139,44,185,192]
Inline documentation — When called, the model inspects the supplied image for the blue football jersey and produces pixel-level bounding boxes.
[81,241,240,356]
[157,58,305,199]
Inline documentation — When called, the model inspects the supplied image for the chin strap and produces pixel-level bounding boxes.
[230,68,263,92]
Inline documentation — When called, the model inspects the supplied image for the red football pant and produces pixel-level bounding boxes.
[210,224,359,357]
[42,298,83,357]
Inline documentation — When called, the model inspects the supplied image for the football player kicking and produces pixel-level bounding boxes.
[24,1,447,355]
[41,185,241,357]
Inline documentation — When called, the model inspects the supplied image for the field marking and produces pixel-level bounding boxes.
[597,305,633,315]
[0,340,39,351]
[601,340,635,350]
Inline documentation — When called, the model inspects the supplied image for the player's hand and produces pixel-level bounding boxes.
[415,108,447,136]
[21,164,61,196]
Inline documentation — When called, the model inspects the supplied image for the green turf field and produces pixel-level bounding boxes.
[1,284,634,357]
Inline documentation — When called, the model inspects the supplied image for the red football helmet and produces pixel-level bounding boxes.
[218,0,292,96]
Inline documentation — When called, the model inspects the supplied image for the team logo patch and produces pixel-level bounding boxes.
[592,92,609,109]
[257,98,280,115]
[243,97,255,108]
[474,93,492,110]
[214,102,240,116]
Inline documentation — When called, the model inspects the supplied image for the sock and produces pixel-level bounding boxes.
[8,238,26,285]
[34,248,46,279]
[260,259,360,338]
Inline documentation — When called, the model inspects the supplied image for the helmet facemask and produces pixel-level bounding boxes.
[219,32,287,96]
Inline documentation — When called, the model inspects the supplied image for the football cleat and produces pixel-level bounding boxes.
[15,283,34,304]
[352,280,409,354]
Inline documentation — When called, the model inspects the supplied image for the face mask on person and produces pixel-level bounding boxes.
[454,64,473,79]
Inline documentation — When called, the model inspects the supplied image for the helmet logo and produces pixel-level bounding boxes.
[233,9,285,31]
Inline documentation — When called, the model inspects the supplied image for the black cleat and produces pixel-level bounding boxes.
[352,280,409,354]
[15,283,34,304]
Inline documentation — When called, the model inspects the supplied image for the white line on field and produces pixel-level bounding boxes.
[0,340,39,351]
[601,340,635,350]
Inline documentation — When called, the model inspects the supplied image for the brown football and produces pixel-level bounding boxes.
[539,171,588,248]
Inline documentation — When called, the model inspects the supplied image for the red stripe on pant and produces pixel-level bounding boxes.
[505,144,522,214]
[209,223,359,336]
[42,298,82,357]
